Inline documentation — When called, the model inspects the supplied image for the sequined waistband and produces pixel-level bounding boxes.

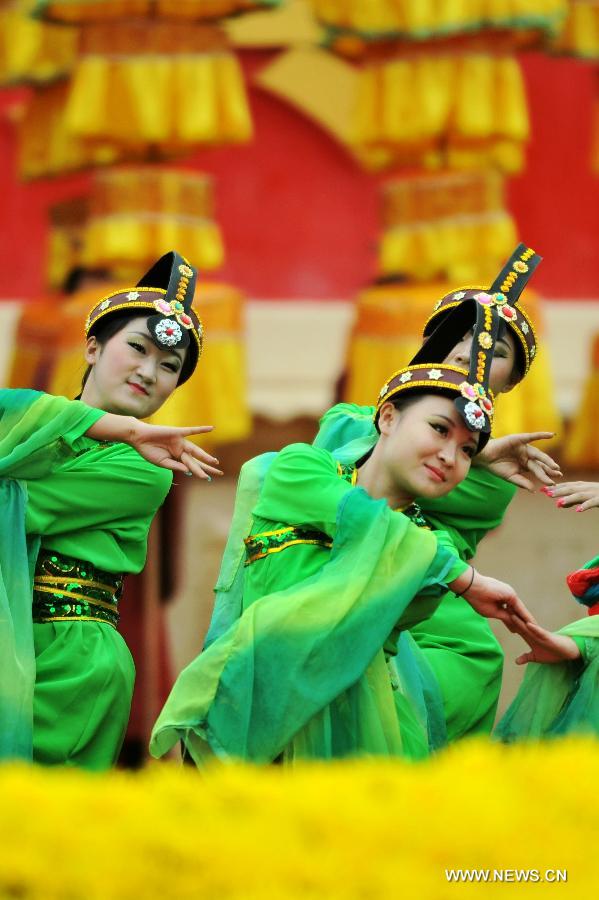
[32,550,123,630]
[244,526,332,565]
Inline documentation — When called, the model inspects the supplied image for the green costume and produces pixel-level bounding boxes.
[497,554,599,740]
[0,389,171,769]
[151,443,468,765]
[313,402,516,740]
[496,616,599,740]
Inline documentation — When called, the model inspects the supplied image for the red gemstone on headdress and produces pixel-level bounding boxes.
[166,327,174,335]
[474,408,482,417]
[180,314,192,326]
[501,306,514,318]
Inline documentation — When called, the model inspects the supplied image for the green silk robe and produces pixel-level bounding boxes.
[313,402,517,740]
[151,443,467,765]
[0,389,172,769]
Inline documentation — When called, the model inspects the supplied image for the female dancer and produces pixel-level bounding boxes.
[151,299,544,765]
[314,245,562,742]
[0,251,222,769]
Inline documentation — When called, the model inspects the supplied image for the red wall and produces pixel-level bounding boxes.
[0,51,597,301]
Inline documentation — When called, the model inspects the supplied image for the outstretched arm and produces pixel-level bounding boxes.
[86,416,223,479]
[448,566,536,630]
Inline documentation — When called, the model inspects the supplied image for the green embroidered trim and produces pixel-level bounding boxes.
[32,550,123,629]
[336,462,358,485]
[244,460,358,566]
[244,526,332,565]
[402,502,429,529]
[71,440,117,459]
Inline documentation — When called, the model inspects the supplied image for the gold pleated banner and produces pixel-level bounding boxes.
[564,333,599,468]
[31,0,281,23]
[64,22,252,147]
[80,168,225,276]
[354,54,530,173]
[379,170,518,282]
[18,81,139,180]
[309,0,566,38]
[553,0,599,58]
[0,5,77,85]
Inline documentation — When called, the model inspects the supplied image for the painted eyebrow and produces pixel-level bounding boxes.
[127,331,184,362]
[432,413,478,446]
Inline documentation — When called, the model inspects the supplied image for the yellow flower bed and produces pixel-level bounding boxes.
[1,737,597,898]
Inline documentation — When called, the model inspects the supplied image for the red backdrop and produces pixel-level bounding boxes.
[0,51,597,301]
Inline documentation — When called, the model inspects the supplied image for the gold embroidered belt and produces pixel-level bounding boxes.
[32,550,123,630]
[244,526,332,565]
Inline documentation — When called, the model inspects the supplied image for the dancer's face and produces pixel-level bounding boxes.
[443,328,519,394]
[81,316,184,417]
[378,395,478,501]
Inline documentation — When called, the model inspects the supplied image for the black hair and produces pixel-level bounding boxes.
[80,311,189,392]
[419,306,524,384]
[496,318,525,380]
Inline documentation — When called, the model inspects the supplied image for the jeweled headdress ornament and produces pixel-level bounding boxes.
[85,250,203,384]
[375,288,500,450]
[421,243,543,377]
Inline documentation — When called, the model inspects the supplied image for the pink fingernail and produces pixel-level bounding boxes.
[576,505,583,512]
[542,488,554,496]
[556,499,565,507]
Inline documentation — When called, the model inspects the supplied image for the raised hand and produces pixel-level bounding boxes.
[474,432,562,491]
[542,481,599,512]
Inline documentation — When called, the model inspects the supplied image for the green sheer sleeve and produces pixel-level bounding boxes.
[496,617,599,741]
[0,389,105,480]
[0,389,107,761]
[314,401,376,445]
[254,443,361,536]
[151,447,467,765]
[205,453,277,647]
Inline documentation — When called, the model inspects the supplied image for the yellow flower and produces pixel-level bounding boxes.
[0,739,596,898]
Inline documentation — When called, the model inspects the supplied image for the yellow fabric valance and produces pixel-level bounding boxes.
[379,170,518,281]
[0,6,76,85]
[309,0,566,39]
[354,54,530,174]
[32,0,281,23]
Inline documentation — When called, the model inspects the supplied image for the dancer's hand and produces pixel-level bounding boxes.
[129,423,223,479]
[449,568,536,629]
[542,481,599,512]
[509,619,581,665]
[474,432,561,491]
[87,415,223,479]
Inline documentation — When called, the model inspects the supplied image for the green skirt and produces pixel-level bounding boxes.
[33,621,135,770]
